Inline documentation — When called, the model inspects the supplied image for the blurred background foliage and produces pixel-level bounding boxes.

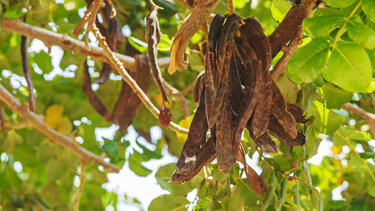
[0,0,375,210]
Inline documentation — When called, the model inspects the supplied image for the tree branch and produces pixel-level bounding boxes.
[342,103,375,138]
[1,17,169,72]
[270,27,303,80]
[71,160,87,211]
[0,83,120,173]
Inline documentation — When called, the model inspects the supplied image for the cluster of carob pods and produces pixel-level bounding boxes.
[171,14,307,194]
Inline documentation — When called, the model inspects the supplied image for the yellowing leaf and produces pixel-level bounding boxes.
[44,104,64,129]
[57,116,72,135]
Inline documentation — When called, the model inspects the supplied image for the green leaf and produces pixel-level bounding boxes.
[271,0,292,22]
[307,101,346,135]
[148,194,189,211]
[45,159,63,182]
[136,140,162,161]
[333,126,371,147]
[91,168,108,183]
[275,177,287,211]
[359,152,375,159]
[3,131,23,153]
[310,188,323,211]
[303,15,344,37]
[319,83,353,109]
[286,38,330,83]
[35,50,53,73]
[347,16,375,49]
[324,0,356,8]
[102,142,119,160]
[324,42,372,92]
[362,0,375,22]
[128,36,148,54]
[128,151,152,177]
[155,163,195,195]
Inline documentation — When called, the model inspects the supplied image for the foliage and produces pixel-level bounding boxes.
[0,0,375,210]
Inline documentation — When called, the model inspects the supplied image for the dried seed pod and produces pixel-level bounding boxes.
[207,14,239,129]
[205,15,225,125]
[270,80,298,138]
[287,103,307,123]
[267,115,305,146]
[237,144,267,195]
[172,138,216,183]
[175,89,208,174]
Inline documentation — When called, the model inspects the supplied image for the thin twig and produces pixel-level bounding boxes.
[1,17,170,72]
[227,0,234,14]
[0,83,120,173]
[342,103,375,138]
[71,160,87,211]
[3,121,32,129]
[270,27,303,81]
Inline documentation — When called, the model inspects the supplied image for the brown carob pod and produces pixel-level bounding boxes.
[270,80,298,138]
[267,115,305,146]
[174,88,208,175]
[171,138,216,183]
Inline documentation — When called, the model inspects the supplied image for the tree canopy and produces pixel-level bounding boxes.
[1,0,375,210]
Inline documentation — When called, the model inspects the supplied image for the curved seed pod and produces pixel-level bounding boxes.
[175,88,208,175]
[171,138,216,183]
[270,80,298,138]
[237,144,267,195]
[216,14,240,77]
[251,75,273,138]
[237,17,273,138]
[216,102,236,173]
[241,18,272,71]
[287,103,307,123]
[232,37,258,155]
[205,15,225,127]
[267,115,305,146]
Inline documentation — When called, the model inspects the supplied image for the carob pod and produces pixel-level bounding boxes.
[172,138,216,183]
[237,144,267,195]
[146,8,172,128]
[82,60,113,123]
[204,15,224,126]
[267,115,305,146]
[112,54,151,130]
[207,14,239,129]
[232,29,258,156]
[174,85,208,175]
[214,15,240,173]
[270,79,298,139]
[239,18,273,138]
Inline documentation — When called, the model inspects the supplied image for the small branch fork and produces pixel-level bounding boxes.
[0,83,120,173]
[73,0,188,134]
